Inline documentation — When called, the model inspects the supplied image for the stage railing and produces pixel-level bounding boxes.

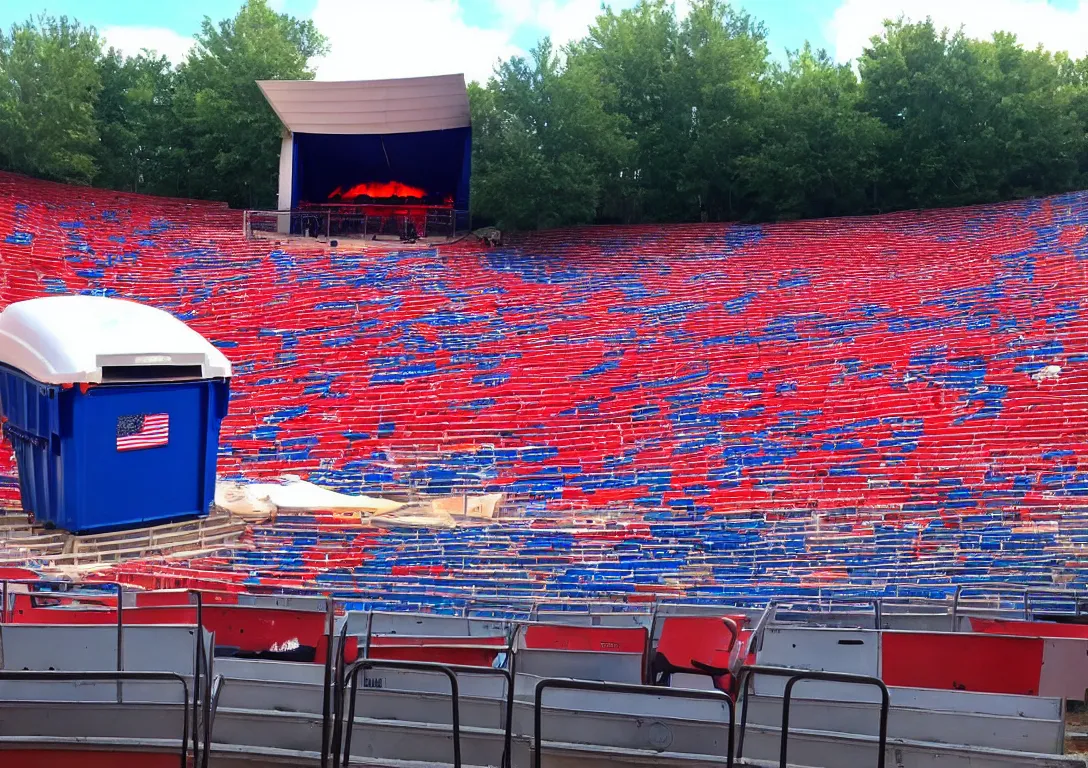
[243,206,468,241]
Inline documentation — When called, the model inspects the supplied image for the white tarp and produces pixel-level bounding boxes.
[214,476,504,527]
[215,476,403,520]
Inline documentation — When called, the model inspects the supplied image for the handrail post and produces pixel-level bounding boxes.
[115,582,124,704]
[192,590,204,764]
[341,658,461,768]
[201,629,215,768]
[205,673,224,761]
[331,619,351,768]
[321,597,334,768]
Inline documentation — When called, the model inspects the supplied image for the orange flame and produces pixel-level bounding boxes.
[330,181,427,200]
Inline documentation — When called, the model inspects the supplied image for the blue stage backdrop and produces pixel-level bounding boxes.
[292,128,472,210]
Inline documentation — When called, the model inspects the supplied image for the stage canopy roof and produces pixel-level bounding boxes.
[256,74,470,135]
[259,74,473,216]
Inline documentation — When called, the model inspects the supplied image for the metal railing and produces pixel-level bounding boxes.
[339,658,462,768]
[0,581,215,765]
[0,670,191,768]
[243,207,467,241]
[532,677,736,768]
[735,664,890,768]
[1,580,1080,767]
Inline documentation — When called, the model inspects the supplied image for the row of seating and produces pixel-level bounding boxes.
[9,583,1088,696]
[0,585,1084,767]
[90,510,1088,607]
[2,172,1088,517]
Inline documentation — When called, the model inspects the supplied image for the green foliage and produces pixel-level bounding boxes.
[2,1,1088,227]
[0,1,324,207]
[94,50,178,193]
[0,15,102,184]
[471,2,1088,227]
[740,45,888,220]
[173,0,327,207]
[677,0,771,221]
[471,39,632,230]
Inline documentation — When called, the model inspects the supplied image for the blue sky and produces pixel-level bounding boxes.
[3,1,1086,83]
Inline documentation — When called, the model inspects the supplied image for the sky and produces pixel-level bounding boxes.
[4,0,1088,83]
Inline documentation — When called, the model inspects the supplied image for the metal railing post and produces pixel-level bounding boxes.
[340,658,462,768]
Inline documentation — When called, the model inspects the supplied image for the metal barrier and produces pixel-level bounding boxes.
[243,207,468,241]
[340,658,462,768]
[357,608,514,767]
[532,677,736,768]
[320,600,335,768]
[330,619,351,768]
[0,581,215,765]
[204,673,224,768]
[1,579,127,699]
[735,664,889,768]
[446,663,513,768]
[0,670,190,768]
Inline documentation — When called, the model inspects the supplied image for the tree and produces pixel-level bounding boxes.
[1058,54,1088,190]
[172,0,327,207]
[94,50,178,193]
[678,0,770,221]
[0,15,102,184]
[572,0,689,222]
[860,19,1082,210]
[740,45,888,220]
[3,1,1088,228]
[471,39,632,230]
[973,34,1081,200]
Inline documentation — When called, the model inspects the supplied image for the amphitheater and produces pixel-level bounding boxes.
[3,170,1088,767]
[2,171,1086,598]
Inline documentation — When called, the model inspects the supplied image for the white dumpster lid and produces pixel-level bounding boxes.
[0,296,232,384]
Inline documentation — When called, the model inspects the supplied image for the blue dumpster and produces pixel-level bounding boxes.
[0,296,231,533]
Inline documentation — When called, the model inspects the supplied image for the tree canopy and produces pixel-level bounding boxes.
[0,0,325,207]
[1,0,1087,227]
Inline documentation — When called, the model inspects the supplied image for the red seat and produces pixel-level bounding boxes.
[652,615,746,690]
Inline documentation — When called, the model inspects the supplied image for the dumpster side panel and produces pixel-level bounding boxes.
[0,366,60,524]
[203,380,230,514]
[65,380,225,532]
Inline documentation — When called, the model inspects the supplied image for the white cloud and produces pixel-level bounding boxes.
[100,25,195,64]
[310,0,521,84]
[527,0,608,46]
[492,0,537,28]
[98,0,628,82]
[310,0,623,85]
[829,0,1088,63]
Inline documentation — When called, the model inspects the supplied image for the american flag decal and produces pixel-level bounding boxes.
[116,413,170,451]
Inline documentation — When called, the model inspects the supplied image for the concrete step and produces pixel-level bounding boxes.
[0,509,247,572]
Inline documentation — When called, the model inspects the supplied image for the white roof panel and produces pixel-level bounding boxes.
[0,296,231,384]
[257,74,470,135]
